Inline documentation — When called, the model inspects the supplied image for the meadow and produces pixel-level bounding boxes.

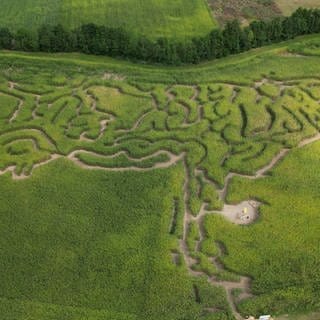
[0,0,216,40]
[1,34,320,319]
[0,160,233,320]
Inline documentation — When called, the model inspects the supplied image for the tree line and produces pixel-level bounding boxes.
[0,7,320,65]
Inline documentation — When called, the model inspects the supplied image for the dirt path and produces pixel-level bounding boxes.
[67,149,185,172]
[9,99,23,123]
[214,200,261,225]
[191,85,200,102]
[0,154,62,180]
[0,149,184,179]
[31,95,41,120]
[178,132,320,320]
[2,77,320,318]
[8,81,17,90]
[179,161,252,319]
[103,72,125,81]
[117,109,153,134]
[79,117,114,142]
[279,51,308,58]
[218,133,320,202]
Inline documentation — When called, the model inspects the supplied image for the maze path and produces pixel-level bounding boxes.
[1,74,320,318]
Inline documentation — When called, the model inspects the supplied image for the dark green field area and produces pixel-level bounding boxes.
[0,0,216,40]
[1,35,320,319]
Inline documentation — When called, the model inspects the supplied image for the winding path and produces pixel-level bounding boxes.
[2,76,320,319]
[179,132,320,320]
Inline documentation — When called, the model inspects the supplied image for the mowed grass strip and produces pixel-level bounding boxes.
[1,34,320,85]
[0,0,216,40]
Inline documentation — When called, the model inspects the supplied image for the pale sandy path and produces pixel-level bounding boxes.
[67,149,185,172]
[9,99,23,123]
[1,79,320,318]
[218,133,320,202]
[8,81,17,90]
[179,132,320,319]
[179,161,251,319]
[0,154,62,180]
[31,95,41,120]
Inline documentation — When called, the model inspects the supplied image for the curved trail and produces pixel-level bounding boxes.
[180,161,248,320]
[9,99,23,123]
[2,77,320,319]
[8,81,17,90]
[1,131,320,315]
[0,154,61,180]
[179,132,320,320]
[0,149,184,178]
[67,149,185,172]
[218,133,320,202]
[31,95,41,120]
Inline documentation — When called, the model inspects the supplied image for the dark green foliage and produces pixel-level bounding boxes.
[223,20,243,54]
[14,29,38,51]
[38,24,75,52]
[0,27,13,49]
[1,8,320,64]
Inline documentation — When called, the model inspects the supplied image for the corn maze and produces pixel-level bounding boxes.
[1,67,320,319]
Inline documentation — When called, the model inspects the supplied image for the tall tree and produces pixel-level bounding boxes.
[0,28,13,49]
[15,29,37,51]
[223,20,243,54]
[208,29,225,59]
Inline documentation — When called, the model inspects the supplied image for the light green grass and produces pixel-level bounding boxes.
[0,0,216,40]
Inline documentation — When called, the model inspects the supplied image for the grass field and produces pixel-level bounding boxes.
[1,35,320,319]
[0,0,216,39]
[0,160,232,320]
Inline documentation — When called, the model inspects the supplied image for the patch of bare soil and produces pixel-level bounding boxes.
[279,51,309,58]
[217,200,261,225]
[103,72,126,81]
[208,0,282,26]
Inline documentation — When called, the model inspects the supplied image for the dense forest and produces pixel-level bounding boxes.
[0,7,320,64]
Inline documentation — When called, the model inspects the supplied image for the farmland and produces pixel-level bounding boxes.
[0,0,216,40]
[1,33,320,320]
[1,0,319,40]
